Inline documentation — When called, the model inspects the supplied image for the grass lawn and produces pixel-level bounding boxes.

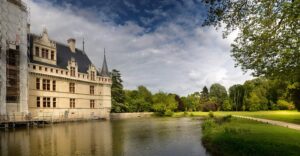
[202,117,300,156]
[173,110,300,124]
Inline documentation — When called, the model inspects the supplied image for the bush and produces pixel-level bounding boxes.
[202,101,218,112]
[277,100,295,110]
[202,119,216,131]
[190,113,194,117]
[183,111,188,117]
[208,111,214,118]
[164,109,174,116]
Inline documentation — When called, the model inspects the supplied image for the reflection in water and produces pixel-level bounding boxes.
[0,118,208,156]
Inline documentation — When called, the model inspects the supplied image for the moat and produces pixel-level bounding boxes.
[0,117,208,156]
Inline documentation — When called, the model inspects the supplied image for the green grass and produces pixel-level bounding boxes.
[174,110,300,124]
[202,117,300,156]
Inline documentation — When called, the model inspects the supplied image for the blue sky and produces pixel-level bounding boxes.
[29,0,252,95]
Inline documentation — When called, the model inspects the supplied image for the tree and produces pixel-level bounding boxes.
[124,86,153,112]
[175,95,185,112]
[111,69,126,113]
[229,84,244,111]
[202,0,300,110]
[209,83,228,110]
[152,92,177,116]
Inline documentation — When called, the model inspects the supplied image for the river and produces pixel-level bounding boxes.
[0,117,209,156]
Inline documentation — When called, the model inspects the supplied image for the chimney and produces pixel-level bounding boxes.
[67,38,76,53]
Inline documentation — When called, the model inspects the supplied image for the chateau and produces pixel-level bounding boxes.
[0,0,112,121]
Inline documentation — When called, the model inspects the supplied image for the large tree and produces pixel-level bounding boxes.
[209,83,228,110]
[203,0,300,109]
[111,69,126,113]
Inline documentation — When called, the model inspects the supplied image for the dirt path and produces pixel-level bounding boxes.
[233,115,300,131]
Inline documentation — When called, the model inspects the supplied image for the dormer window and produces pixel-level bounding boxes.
[91,71,95,81]
[51,51,54,60]
[70,67,75,77]
[35,47,39,57]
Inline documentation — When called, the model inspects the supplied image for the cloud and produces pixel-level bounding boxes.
[28,0,252,95]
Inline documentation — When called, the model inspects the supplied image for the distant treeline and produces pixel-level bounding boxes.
[111,69,296,115]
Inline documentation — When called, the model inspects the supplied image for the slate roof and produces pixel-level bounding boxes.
[28,34,104,75]
[100,51,110,77]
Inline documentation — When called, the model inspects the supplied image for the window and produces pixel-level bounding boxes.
[47,97,50,107]
[56,69,58,73]
[37,97,40,107]
[90,100,95,108]
[69,83,75,93]
[43,79,50,91]
[91,71,95,81]
[53,80,56,91]
[70,99,75,108]
[43,97,46,107]
[39,66,42,70]
[90,86,94,95]
[42,48,46,58]
[51,51,54,60]
[66,71,68,75]
[36,78,40,90]
[50,68,53,72]
[70,67,75,77]
[45,67,47,71]
[33,65,36,69]
[53,98,56,108]
[45,49,49,59]
[61,70,63,74]
[35,47,39,57]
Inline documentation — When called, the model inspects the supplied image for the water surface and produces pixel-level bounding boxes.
[0,117,208,156]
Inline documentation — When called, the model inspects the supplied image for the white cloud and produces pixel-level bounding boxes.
[28,0,252,95]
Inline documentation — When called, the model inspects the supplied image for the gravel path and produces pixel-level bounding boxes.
[233,115,300,131]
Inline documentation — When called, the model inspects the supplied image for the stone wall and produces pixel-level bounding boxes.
[0,0,28,116]
[110,112,154,120]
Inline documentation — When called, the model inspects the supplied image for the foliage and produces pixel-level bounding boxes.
[111,69,126,113]
[175,95,185,112]
[202,117,300,156]
[209,83,228,110]
[152,92,177,116]
[277,99,295,110]
[202,0,300,109]
[222,99,232,111]
[208,111,214,118]
[124,86,153,112]
[229,84,244,111]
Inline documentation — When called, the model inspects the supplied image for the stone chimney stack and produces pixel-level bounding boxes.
[67,38,76,53]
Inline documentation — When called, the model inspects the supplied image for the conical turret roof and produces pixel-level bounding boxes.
[100,49,110,77]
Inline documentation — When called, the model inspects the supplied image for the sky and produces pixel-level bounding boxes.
[27,0,252,95]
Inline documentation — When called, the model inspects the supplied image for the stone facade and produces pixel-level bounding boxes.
[0,0,112,121]
[0,0,29,119]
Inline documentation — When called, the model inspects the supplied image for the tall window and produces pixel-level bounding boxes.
[35,47,39,57]
[43,97,46,107]
[36,78,40,90]
[91,71,95,81]
[45,49,49,59]
[37,97,40,107]
[69,83,75,93]
[42,48,46,58]
[70,67,75,77]
[47,97,50,107]
[70,99,75,108]
[53,80,56,91]
[90,86,94,95]
[90,100,95,108]
[53,98,56,108]
[51,51,55,60]
[43,79,50,91]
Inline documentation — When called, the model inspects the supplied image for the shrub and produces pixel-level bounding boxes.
[202,119,216,131]
[203,101,218,112]
[183,111,188,117]
[208,111,214,118]
[277,100,295,110]
[190,113,194,117]
[164,109,174,116]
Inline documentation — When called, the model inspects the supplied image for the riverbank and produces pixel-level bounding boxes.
[174,111,300,124]
[201,116,300,156]
[110,112,154,119]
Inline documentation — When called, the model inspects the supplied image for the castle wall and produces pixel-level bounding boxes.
[0,0,28,116]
